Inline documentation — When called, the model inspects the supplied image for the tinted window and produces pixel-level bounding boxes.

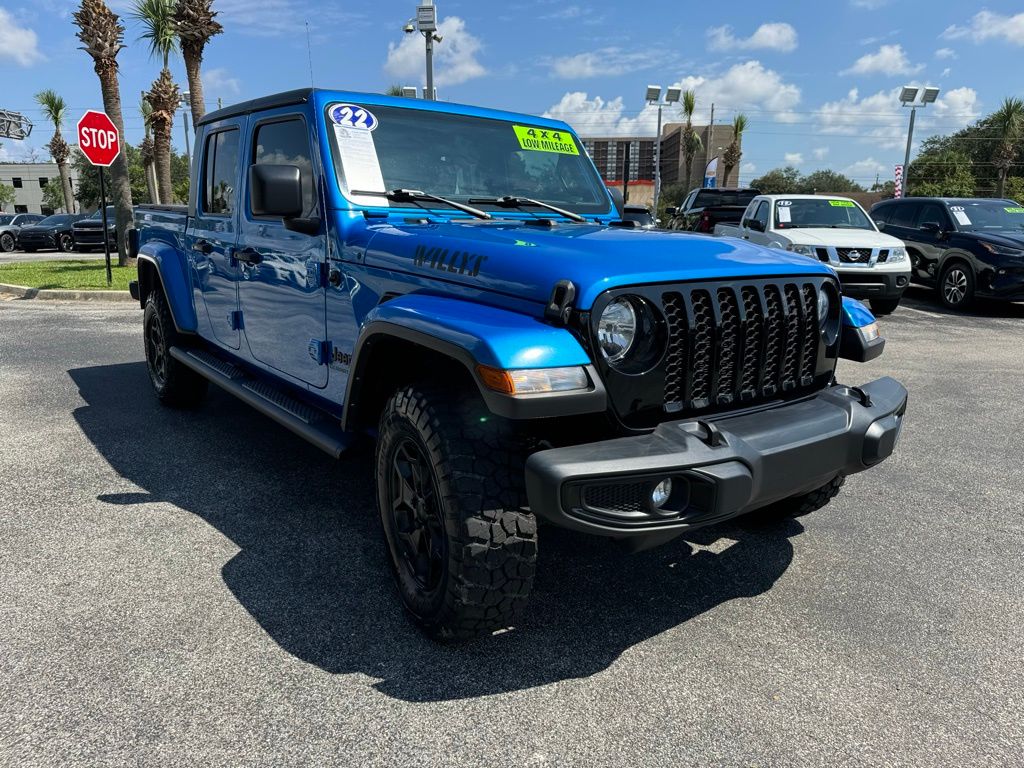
[37,215,74,226]
[0,215,13,225]
[253,118,317,218]
[889,202,920,229]
[203,129,240,215]
[753,201,769,228]
[693,189,758,208]
[916,203,950,229]
[871,203,893,225]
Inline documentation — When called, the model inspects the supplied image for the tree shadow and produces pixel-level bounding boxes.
[70,361,800,702]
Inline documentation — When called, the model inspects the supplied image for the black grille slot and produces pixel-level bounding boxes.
[815,247,830,262]
[877,249,889,263]
[655,280,824,413]
[583,482,648,513]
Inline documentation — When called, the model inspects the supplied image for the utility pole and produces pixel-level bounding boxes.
[704,103,715,188]
[645,85,680,217]
[406,2,442,100]
[180,91,191,170]
[899,85,940,195]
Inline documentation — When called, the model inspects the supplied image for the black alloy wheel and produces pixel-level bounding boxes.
[387,437,447,596]
[58,232,74,252]
[940,263,974,310]
[0,232,14,252]
[145,306,169,389]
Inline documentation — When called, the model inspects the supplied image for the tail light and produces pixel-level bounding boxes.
[699,211,712,232]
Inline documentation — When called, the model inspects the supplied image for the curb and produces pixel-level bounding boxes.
[0,282,134,302]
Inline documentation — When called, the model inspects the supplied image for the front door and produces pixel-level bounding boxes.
[237,112,328,387]
[189,119,243,349]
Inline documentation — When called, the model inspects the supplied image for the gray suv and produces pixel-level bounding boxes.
[0,213,45,252]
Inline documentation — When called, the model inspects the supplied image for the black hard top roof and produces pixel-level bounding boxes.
[197,88,313,127]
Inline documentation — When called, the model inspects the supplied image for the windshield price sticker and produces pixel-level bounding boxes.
[777,206,792,223]
[329,103,379,131]
[828,200,855,207]
[1005,207,1024,213]
[952,209,972,225]
[513,125,579,155]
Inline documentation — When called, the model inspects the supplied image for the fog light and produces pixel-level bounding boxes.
[651,478,673,508]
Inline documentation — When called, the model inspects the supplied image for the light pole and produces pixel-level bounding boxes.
[899,85,939,195]
[180,90,192,169]
[404,2,443,100]
[646,84,681,216]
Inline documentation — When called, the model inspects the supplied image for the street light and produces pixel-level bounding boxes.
[646,84,681,216]
[404,2,442,100]
[899,85,939,195]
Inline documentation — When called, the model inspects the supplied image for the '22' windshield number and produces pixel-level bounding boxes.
[332,105,377,130]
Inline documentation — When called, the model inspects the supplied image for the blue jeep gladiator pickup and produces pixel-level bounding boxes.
[129,88,907,641]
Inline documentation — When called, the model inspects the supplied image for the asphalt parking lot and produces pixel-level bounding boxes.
[1,287,1022,766]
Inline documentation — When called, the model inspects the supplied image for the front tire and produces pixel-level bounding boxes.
[939,261,975,310]
[376,385,538,642]
[746,475,846,523]
[0,232,14,252]
[58,232,74,252]
[143,290,208,407]
[870,297,901,315]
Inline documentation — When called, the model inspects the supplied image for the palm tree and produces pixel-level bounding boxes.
[386,85,405,97]
[132,0,179,204]
[722,114,748,186]
[73,0,134,266]
[991,97,1024,198]
[34,90,76,214]
[680,89,703,188]
[173,0,222,128]
[139,95,158,203]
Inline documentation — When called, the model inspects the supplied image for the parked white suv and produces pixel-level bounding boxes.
[715,194,912,314]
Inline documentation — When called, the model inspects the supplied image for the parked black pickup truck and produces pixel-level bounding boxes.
[72,205,116,252]
[667,188,761,233]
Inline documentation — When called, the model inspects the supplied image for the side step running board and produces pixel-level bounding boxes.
[170,346,353,458]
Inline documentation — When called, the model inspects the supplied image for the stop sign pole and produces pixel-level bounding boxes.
[76,110,121,285]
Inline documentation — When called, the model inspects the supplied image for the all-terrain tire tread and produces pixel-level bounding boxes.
[144,290,208,408]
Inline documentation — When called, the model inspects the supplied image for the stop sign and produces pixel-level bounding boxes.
[77,110,120,167]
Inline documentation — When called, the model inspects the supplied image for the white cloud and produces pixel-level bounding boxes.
[202,68,240,97]
[0,8,44,66]
[941,67,951,78]
[842,44,922,76]
[741,162,757,173]
[550,47,662,79]
[850,0,888,7]
[784,152,804,165]
[545,60,802,137]
[943,11,1024,46]
[935,47,957,59]
[817,86,980,149]
[812,146,829,161]
[843,157,888,179]
[385,16,485,87]
[707,22,798,53]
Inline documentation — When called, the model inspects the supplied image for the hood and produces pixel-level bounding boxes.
[17,225,58,234]
[781,228,904,248]
[962,231,1024,250]
[362,219,836,309]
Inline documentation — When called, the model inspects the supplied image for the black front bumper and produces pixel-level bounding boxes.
[525,377,907,544]
[837,271,908,300]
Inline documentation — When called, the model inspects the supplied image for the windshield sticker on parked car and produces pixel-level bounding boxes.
[952,209,972,226]
[512,126,579,155]
[1004,207,1024,213]
[828,200,855,207]
[328,103,379,131]
[777,206,792,223]
[332,124,388,206]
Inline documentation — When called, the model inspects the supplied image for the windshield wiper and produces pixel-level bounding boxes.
[467,195,586,223]
[350,188,491,220]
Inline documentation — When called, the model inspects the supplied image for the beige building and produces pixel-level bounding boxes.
[0,162,81,215]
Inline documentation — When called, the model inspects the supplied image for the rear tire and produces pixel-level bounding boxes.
[57,232,74,252]
[746,475,846,522]
[869,297,900,315]
[143,290,208,408]
[376,385,538,642]
[0,233,14,252]
[938,261,975,310]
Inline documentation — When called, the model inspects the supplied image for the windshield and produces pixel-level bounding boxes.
[85,206,114,221]
[325,103,610,215]
[774,198,874,230]
[694,190,758,208]
[0,215,13,225]
[37,215,73,226]
[947,201,1024,232]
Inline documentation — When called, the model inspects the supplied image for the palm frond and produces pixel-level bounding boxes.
[682,89,696,120]
[35,89,68,129]
[131,0,178,66]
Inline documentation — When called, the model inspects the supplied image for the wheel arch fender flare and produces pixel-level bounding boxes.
[341,294,605,430]
[136,241,197,334]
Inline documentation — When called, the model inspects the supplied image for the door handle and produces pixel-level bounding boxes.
[192,239,213,255]
[235,248,263,266]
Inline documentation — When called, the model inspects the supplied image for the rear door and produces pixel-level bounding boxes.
[236,110,328,388]
[913,202,955,280]
[189,118,243,349]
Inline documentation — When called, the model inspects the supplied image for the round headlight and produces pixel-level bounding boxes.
[818,287,831,328]
[819,284,841,345]
[598,297,637,362]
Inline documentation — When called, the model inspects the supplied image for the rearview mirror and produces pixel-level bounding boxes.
[249,164,303,218]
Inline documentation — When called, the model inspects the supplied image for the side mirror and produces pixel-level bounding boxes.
[747,219,765,232]
[249,164,303,218]
[874,220,886,231]
[607,186,625,218]
[919,221,941,234]
[665,207,677,216]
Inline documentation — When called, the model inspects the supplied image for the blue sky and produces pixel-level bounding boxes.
[2,0,1022,187]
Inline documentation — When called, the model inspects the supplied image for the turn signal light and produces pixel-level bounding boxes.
[476,365,589,395]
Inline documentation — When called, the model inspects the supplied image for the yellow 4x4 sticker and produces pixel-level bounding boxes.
[828,200,856,207]
[513,125,579,155]
[1005,207,1024,213]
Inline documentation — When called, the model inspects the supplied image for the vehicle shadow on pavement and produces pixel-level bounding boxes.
[70,361,801,702]
[899,286,1024,318]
